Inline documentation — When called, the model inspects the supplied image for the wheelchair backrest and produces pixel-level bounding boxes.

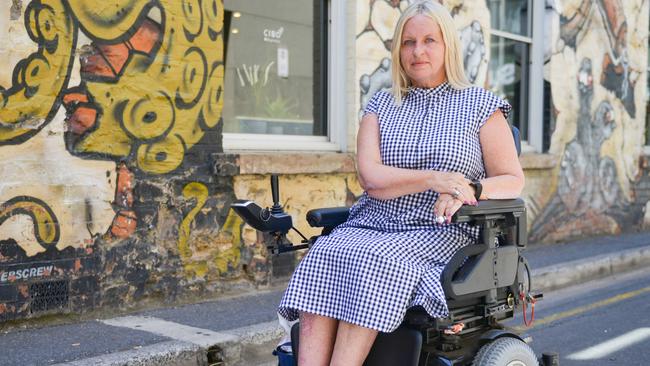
[511,125,521,156]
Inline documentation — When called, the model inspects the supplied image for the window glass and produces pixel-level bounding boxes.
[487,0,529,37]
[222,0,324,136]
[487,35,529,139]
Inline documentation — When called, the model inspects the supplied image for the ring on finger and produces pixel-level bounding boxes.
[452,188,460,199]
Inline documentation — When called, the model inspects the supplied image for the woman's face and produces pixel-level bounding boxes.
[400,14,446,88]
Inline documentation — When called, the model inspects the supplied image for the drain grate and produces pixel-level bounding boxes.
[206,345,226,366]
[30,280,69,313]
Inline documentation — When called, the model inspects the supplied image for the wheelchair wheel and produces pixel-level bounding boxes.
[472,337,538,366]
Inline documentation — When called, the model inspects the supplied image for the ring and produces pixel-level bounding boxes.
[452,188,460,198]
[435,215,446,224]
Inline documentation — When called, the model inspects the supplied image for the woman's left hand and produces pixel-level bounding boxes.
[433,193,463,224]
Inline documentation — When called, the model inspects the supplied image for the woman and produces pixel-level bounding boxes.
[279,1,525,365]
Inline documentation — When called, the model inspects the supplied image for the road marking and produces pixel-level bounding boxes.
[101,315,238,346]
[513,285,650,331]
[567,327,650,360]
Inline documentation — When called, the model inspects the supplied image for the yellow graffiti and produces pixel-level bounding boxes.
[2,0,225,173]
[202,64,225,129]
[0,196,60,247]
[0,0,77,145]
[178,182,210,277]
[213,210,242,275]
[177,182,244,278]
[66,0,225,174]
[66,1,153,42]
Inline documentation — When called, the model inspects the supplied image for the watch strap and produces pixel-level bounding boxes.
[470,180,482,200]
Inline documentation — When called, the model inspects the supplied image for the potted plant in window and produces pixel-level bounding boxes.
[235,61,311,135]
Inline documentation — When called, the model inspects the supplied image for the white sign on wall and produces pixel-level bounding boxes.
[277,47,289,78]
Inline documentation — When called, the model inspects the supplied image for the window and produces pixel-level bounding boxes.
[222,0,342,151]
[486,0,544,152]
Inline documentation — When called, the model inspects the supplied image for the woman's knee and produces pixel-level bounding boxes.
[300,311,337,332]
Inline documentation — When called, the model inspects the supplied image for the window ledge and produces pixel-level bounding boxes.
[212,152,356,175]
[519,152,558,170]
[211,152,557,176]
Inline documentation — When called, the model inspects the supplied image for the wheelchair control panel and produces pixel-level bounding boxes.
[230,175,310,254]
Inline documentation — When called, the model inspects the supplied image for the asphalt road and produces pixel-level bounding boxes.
[506,267,650,366]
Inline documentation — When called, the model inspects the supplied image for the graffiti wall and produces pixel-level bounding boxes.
[1,0,649,322]
[0,0,365,322]
[355,0,649,243]
[0,0,248,321]
[529,0,649,241]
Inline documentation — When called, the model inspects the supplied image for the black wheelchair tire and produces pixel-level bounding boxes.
[472,337,538,366]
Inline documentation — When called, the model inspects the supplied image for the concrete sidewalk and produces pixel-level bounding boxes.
[2,232,650,366]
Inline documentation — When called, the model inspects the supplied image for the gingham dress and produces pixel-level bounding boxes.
[279,82,511,332]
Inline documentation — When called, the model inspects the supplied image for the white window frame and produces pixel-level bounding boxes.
[223,0,347,152]
[488,0,544,153]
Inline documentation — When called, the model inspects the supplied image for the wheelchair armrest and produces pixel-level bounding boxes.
[453,198,525,222]
[453,198,527,247]
[306,207,350,228]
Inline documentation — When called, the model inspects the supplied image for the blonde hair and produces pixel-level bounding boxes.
[391,1,472,103]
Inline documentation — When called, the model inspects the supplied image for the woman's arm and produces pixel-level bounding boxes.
[477,109,525,199]
[433,109,524,220]
[356,113,476,202]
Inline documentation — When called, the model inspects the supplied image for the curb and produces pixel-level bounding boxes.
[54,341,204,366]
[531,244,650,292]
[54,321,283,366]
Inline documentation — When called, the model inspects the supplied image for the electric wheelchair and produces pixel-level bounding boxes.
[231,127,545,365]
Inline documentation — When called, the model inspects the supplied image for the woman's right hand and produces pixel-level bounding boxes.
[433,193,464,224]
[431,171,477,205]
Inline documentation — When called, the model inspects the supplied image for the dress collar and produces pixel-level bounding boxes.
[407,82,450,98]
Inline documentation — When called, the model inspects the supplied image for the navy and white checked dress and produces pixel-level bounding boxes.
[279,82,511,332]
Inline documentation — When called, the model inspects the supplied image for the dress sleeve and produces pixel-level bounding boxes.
[362,91,382,118]
[478,89,512,129]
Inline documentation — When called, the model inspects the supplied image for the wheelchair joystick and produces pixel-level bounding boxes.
[230,174,310,255]
[270,174,284,215]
